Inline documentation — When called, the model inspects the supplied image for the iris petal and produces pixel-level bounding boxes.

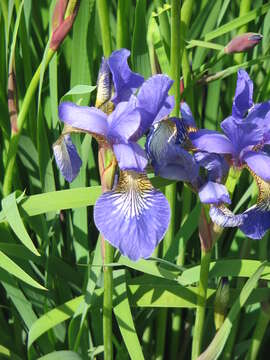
[199,181,231,204]
[180,102,197,129]
[243,151,270,181]
[53,134,82,182]
[107,99,140,142]
[134,75,174,139]
[58,102,108,136]
[108,49,144,105]
[113,142,148,172]
[232,69,253,119]
[194,152,229,182]
[221,116,262,157]
[240,205,270,239]
[146,118,198,182]
[209,205,245,227]
[94,171,170,261]
[190,129,233,154]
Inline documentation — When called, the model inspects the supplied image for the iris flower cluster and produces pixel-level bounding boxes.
[53,48,270,261]
[53,49,173,261]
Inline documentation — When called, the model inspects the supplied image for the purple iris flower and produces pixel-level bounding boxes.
[53,48,174,261]
[190,70,270,182]
[146,101,230,205]
[194,70,270,239]
[53,48,144,182]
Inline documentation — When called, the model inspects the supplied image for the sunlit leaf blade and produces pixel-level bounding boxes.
[113,270,145,360]
[2,192,40,255]
[37,351,83,360]
[179,260,270,286]
[0,250,45,289]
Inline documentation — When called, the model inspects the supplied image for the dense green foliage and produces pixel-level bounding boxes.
[1,0,270,359]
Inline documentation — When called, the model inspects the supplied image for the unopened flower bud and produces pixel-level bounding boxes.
[224,33,263,54]
[214,277,230,330]
[95,58,114,114]
[50,0,79,51]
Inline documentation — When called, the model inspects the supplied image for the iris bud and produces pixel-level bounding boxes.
[50,0,79,51]
[224,33,263,54]
[214,277,230,330]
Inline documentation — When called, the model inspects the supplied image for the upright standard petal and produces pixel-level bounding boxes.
[190,129,233,154]
[59,102,108,136]
[108,49,144,105]
[134,75,174,139]
[113,142,148,172]
[107,99,140,143]
[53,134,82,182]
[232,69,253,119]
[198,181,231,204]
[221,116,263,158]
[94,171,170,261]
[243,151,270,181]
[247,101,270,142]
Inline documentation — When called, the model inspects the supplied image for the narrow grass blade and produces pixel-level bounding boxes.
[198,262,266,360]
[132,0,151,78]
[204,3,270,41]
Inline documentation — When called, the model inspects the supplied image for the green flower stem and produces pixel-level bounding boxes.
[155,2,181,358]
[3,48,55,196]
[116,0,128,49]
[97,4,114,354]
[180,0,194,108]
[97,0,112,57]
[103,239,114,360]
[234,0,251,64]
[170,0,181,117]
[191,249,212,359]
[245,307,270,360]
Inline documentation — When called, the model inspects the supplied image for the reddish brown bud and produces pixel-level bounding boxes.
[224,33,263,54]
[50,0,79,51]
[52,0,68,32]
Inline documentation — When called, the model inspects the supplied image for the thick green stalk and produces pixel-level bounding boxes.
[245,308,270,360]
[103,239,114,360]
[97,0,112,57]
[3,48,55,196]
[192,249,212,359]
